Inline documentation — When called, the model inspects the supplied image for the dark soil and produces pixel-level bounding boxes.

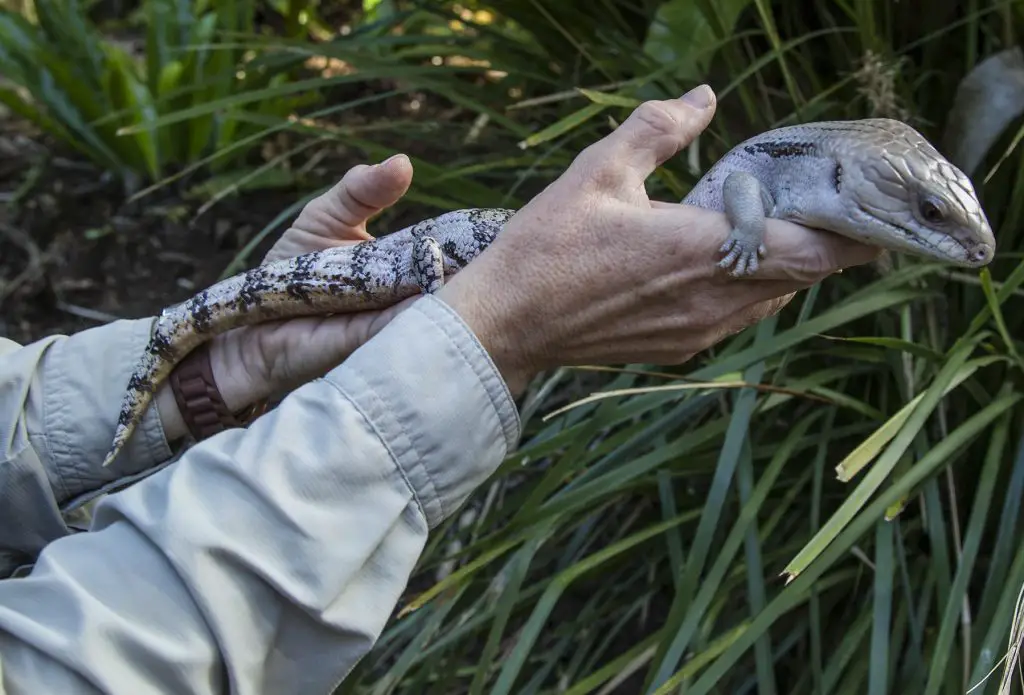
[0,105,435,346]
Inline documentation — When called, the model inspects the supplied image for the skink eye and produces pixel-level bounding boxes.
[920,198,946,224]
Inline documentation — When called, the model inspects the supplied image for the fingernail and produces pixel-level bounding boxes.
[377,153,408,168]
[680,84,712,109]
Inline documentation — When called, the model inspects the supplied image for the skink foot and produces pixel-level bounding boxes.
[717,237,767,277]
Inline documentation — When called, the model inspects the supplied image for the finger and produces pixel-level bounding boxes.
[294,154,415,237]
[717,292,796,341]
[754,220,883,281]
[269,296,421,383]
[645,204,882,283]
[723,279,809,308]
[574,85,717,191]
[338,154,414,223]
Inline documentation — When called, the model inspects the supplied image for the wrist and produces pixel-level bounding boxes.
[436,283,538,398]
[154,339,261,445]
[155,382,187,442]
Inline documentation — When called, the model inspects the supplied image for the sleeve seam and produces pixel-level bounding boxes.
[39,337,74,503]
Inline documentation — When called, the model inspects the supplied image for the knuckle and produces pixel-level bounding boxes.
[632,100,682,139]
[773,294,796,314]
[759,295,793,319]
[789,243,840,283]
[698,302,767,351]
[806,245,836,274]
[772,249,827,284]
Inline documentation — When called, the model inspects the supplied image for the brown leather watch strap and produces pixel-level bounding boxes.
[169,343,248,442]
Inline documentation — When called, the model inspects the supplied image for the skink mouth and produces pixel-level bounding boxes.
[857,204,982,266]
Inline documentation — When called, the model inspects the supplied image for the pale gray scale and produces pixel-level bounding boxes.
[692,144,841,218]
[683,131,847,275]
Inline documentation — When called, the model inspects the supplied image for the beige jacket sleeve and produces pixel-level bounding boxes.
[0,295,520,694]
[0,316,177,576]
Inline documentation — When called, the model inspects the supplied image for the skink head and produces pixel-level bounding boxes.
[841,119,995,267]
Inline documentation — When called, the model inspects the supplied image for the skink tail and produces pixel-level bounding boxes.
[102,313,201,467]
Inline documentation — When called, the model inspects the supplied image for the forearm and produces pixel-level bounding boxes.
[0,296,520,693]
[0,319,179,576]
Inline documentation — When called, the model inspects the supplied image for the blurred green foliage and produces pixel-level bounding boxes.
[0,0,316,191]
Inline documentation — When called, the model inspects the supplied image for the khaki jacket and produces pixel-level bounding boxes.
[0,296,520,693]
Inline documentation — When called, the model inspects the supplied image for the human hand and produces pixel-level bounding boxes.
[437,85,883,395]
[155,155,420,437]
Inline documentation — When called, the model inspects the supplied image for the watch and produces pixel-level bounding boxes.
[168,342,263,441]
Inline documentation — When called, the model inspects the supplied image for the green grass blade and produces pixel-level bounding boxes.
[647,403,821,694]
[516,101,608,149]
[488,511,696,695]
[646,316,771,691]
[783,339,991,580]
[675,391,1023,695]
[979,266,1024,367]
[369,584,467,695]
[921,477,956,694]
[834,356,999,482]
[658,470,685,590]
[966,544,1024,694]
[736,438,777,695]
[467,535,547,695]
[868,519,894,695]
[116,68,486,135]
[924,410,1010,695]
[974,431,1024,643]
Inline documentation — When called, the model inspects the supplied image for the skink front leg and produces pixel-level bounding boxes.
[412,235,446,294]
[717,170,775,277]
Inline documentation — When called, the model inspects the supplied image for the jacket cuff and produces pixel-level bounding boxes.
[323,295,521,528]
[32,318,174,503]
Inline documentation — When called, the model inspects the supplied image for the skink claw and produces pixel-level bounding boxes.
[717,235,765,277]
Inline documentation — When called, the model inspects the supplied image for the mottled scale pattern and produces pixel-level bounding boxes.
[101,208,515,467]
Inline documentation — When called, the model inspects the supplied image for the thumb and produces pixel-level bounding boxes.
[574,85,717,191]
[295,153,415,233]
[340,153,414,216]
